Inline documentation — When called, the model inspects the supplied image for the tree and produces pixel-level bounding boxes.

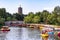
[41,10,50,24]
[24,12,34,23]
[12,17,17,21]
[54,6,60,16]
[7,17,12,21]
[33,16,40,23]
[0,8,12,21]
[24,16,32,23]
[0,17,5,28]
[0,8,6,18]
[35,12,41,16]
[47,13,57,25]
[28,12,34,18]
[0,18,5,23]
[56,16,60,25]
[5,12,12,21]
[13,13,24,21]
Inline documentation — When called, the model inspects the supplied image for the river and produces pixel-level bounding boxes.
[0,27,54,40]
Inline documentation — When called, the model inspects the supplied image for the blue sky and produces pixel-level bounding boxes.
[0,0,60,14]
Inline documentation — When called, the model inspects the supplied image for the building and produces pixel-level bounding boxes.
[18,5,22,15]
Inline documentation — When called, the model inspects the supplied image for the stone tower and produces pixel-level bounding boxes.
[18,5,22,15]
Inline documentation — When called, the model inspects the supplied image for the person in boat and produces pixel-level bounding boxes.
[41,30,49,40]
[54,31,57,40]
[48,30,54,40]
[48,30,54,36]
[57,32,60,40]
[54,31,60,40]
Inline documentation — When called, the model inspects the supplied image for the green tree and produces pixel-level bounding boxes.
[41,10,50,24]
[0,18,5,23]
[0,8,6,18]
[13,13,24,21]
[0,8,12,21]
[33,16,40,23]
[12,17,17,21]
[0,17,5,28]
[47,13,57,25]
[35,12,41,16]
[24,16,32,23]
[28,12,34,18]
[24,12,34,23]
[7,17,12,21]
[54,6,60,13]
[56,16,60,25]
[51,6,60,25]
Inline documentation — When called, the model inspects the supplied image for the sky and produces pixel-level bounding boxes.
[0,0,60,14]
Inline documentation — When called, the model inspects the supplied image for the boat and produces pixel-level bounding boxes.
[29,25,34,28]
[0,26,10,31]
[40,33,49,38]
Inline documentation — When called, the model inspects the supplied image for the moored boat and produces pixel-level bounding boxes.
[29,25,34,28]
[0,26,10,31]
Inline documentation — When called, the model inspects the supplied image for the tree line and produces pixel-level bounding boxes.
[24,6,60,26]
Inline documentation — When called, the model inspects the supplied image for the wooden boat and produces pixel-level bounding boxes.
[0,26,10,31]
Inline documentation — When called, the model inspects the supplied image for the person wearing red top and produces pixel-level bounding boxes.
[58,32,60,39]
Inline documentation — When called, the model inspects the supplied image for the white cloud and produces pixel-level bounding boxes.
[44,8,53,12]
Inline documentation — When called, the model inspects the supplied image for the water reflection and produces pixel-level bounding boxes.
[0,27,54,40]
[0,31,8,40]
